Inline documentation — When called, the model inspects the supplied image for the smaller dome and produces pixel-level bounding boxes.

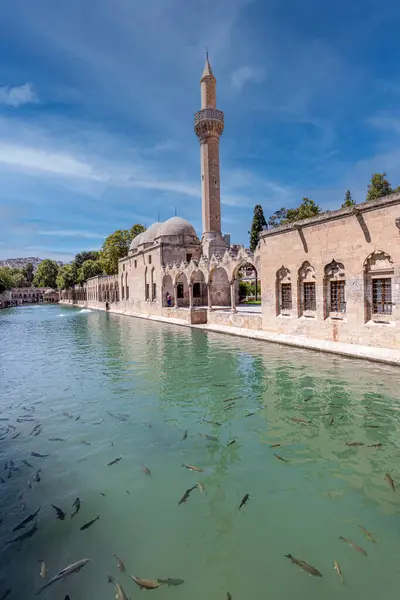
[140,222,163,245]
[156,217,198,239]
[129,232,144,251]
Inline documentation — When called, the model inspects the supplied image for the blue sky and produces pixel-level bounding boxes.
[0,0,400,262]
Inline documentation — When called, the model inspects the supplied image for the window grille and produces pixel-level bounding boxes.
[281,283,292,310]
[303,282,316,311]
[372,278,392,314]
[330,281,346,312]
[193,282,201,298]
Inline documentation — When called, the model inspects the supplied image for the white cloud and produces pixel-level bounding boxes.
[0,83,38,107]
[39,230,106,238]
[368,115,400,134]
[230,66,264,90]
[0,143,104,180]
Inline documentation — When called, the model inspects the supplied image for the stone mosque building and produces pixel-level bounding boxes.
[62,56,400,361]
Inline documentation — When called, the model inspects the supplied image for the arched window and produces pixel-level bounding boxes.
[298,261,316,316]
[276,266,292,315]
[145,267,149,300]
[364,251,394,321]
[324,260,346,316]
[151,267,156,301]
[125,273,129,300]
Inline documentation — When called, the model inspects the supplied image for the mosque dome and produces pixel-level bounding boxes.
[156,217,198,240]
[139,222,163,245]
[129,232,143,251]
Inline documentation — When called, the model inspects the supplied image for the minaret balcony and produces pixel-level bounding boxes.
[194,109,224,137]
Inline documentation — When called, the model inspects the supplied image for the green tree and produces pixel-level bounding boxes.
[268,198,320,227]
[74,251,100,269]
[342,190,355,208]
[366,173,393,202]
[11,271,28,288]
[22,262,34,285]
[77,260,103,284]
[0,267,14,293]
[56,264,78,290]
[249,205,267,252]
[33,259,59,288]
[100,224,145,275]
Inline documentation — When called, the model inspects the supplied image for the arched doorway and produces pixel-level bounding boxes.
[209,267,230,308]
[235,261,260,308]
[162,274,174,307]
[175,273,189,307]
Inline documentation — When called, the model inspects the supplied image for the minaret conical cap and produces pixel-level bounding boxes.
[201,53,215,79]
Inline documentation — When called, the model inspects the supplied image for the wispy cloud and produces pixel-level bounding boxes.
[0,83,38,107]
[230,66,264,90]
[39,230,106,239]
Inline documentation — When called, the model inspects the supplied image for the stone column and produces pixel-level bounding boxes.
[173,284,178,309]
[230,280,237,313]
[188,283,193,309]
[207,283,213,311]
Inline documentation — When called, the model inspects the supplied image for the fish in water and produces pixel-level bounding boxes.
[338,536,367,556]
[368,443,382,448]
[36,558,89,595]
[8,521,38,544]
[34,469,41,482]
[365,425,380,428]
[63,412,74,419]
[329,416,334,426]
[13,506,40,531]
[182,463,204,472]
[142,465,151,475]
[273,453,288,463]
[108,575,129,600]
[0,590,11,600]
[113,554,126,572]
[31,452,48,458]
[182,429,188,440]
[244,412,255,418]
[239,493,249,510]
[80,515,99,531]
[52,504,66,520]
[48,438,65,442]
[81,441,91,446]
[333,560,344,584]
[359,525,375,543]
[197,482,205,494]
[157,578,184,587]
[203,419,222,426]
[107,456,122,466]
[40,561,47,579]
[227,594,232,600]
[290,418,311,424]
[12,432,20,439]
[71,497,81,518]
[385,472,395,491]
[100,492,105,497]
[227,439,236,447]
[178,485,198,505]
[345,442,364,447]
[284,553,323,577]
[23,460,33,468]
[65,597,70,600]
[30,424,42,436]
[199,434,218,441]
[270,443,281,448]
[131,576,161,590]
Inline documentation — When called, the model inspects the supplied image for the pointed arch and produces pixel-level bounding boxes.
[276,266,292,315]
[298,261,316,315]
[324,259,346,316]
[364,250,394,321]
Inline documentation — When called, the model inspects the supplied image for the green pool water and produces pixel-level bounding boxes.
[0,303,399,599]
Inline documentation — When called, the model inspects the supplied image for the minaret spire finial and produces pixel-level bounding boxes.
[206,48,208,61]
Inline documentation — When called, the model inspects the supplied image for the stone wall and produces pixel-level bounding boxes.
[207,309,262,330]
[257,194,400,349]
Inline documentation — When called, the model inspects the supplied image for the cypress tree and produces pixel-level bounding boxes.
[249,205,267,252]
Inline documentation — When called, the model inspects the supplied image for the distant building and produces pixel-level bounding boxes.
[11,288,59,304]
[0,290,11,309]
[0,257,63,271]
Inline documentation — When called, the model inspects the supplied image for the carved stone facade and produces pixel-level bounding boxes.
[258,193,400,349]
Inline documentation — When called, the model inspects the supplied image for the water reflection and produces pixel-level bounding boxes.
[0,305,400,599]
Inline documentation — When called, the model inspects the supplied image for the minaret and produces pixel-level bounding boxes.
[194,53,226,258]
